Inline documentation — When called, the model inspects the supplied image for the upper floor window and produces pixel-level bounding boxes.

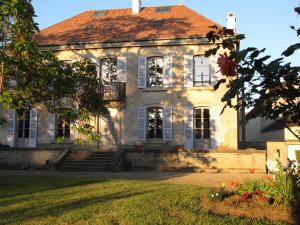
[147,57,164,87]
[100,58,117,82]
[193,56,210,86]
[147,107,163,139]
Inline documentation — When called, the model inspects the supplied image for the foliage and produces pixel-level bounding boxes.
[0,0,107,142]
[205,8,300,140]
[235,161,299,206]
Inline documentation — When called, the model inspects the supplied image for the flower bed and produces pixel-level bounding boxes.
[200,161,300,224]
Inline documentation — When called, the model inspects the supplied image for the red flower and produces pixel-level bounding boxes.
[264,175,271,180]
[229,180,240,187]
[217,53,237,77]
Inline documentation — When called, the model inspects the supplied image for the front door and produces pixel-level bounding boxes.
[194,108,211,150]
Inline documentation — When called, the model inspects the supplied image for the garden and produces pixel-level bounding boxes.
[200,160,300,224]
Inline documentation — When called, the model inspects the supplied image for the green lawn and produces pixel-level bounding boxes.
[0,176,289,225]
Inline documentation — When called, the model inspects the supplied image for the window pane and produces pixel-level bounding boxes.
[195,129,202,139]
[24,129,29,138]
[195,109,202,118]
[203,129,210,139]
[204,109,210,118]
[194,56,201,66]
[195,119,201,129]
[202,57,209,66]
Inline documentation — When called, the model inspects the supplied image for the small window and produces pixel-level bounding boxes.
[194,108,210,140]
[93,10,107,16]
[147,107,163,139]
[18,111,30,139]
[156,6,171,13]
[100,58,118,82]
[147,57,164,87]
[193,56,211,86]
[56,117,70,139]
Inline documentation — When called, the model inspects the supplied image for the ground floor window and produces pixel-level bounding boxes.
[147,107,163,139]
[57,117,70,138]
[194,108,210,139]
[17,111,30,139]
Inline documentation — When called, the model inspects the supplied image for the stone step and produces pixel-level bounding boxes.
[62,161,113,166]
[58,166,113,171]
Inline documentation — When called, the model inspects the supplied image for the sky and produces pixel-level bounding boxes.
[32,0,299,64]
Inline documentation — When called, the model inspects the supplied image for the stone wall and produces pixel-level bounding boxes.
[124,150,266,173]
[0,149,63,168]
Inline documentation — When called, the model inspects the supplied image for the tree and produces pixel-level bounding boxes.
[205,7,300,140]
[0,0,106,143]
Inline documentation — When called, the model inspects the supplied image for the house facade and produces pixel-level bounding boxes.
[0,2,238,151]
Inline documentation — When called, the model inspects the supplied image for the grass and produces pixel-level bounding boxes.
[0,176,290,225]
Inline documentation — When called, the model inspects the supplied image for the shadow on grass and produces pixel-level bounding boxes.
[0,187,152,225]
[0,176,106,199]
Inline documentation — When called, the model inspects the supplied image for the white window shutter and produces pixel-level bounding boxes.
[28,109,38,148]
[138,57,147,88]
[6,109,16,147]
[48,113,56,141]
[163,55,173,88]
[210,54,221,86]
[184,55,193,87]
[184,107,194,149]
[163,107,172,141]
[117,56,127,83]
[137,107,146,141]
[211,106,221,149]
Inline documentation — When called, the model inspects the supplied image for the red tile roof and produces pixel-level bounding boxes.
[35,5,221,46]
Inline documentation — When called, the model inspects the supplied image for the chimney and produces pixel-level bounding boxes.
[227,12,236,32]
[132,0,141,15]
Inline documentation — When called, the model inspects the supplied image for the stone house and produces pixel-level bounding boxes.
[0,1,238,152]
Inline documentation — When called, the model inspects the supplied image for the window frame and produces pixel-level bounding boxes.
[146,107,163,140]
[17,111,30,139]
[193,55,211,87]
[56,117,71,139]
[194,107,211,140]
[100,58,118,83]
[146,56,164,87]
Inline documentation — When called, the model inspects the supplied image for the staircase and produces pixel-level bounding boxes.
[58,151,117,171]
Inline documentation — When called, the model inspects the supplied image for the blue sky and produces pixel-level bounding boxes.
[32,0,299,63]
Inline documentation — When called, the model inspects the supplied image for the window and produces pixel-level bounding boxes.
[18,111,30,139]
[194,108,210,139]
[194,56,210,86]
[147,107,163,139]
[147,57,163,87]
[100,58,118,82]
[156,6,171,13]
[57,117,70,139]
